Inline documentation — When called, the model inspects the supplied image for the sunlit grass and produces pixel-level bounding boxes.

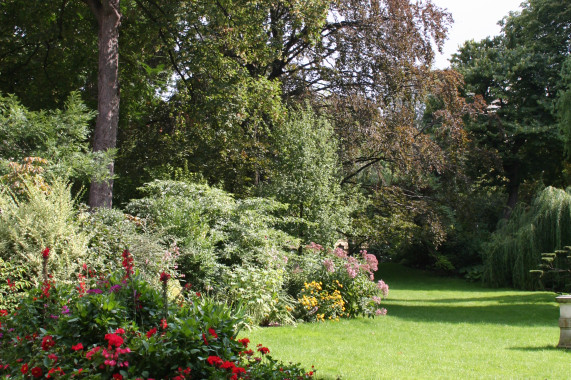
[241,263,570,379]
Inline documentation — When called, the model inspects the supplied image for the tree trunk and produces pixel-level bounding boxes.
[87,0,121,209]
[503,164,521,219]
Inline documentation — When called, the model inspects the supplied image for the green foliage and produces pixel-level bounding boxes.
[126,180,298,284]
[0,178,89,286]
[223,265,295,327]
[82,208,178,286]
[264,106,349,247]
[0,92,113,184]
[0,257,32,310]
[484,186,571,289]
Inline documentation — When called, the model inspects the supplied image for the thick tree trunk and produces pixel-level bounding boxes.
[87,0,121,209]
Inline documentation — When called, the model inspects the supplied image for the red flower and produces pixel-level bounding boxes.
[104,333,124,348]
[202,333,208,345]
[208,327,218,339]
[0,309,8,316]
[20,363,28,374]
[220,361,235,370]
[195,292,201,297]
[71,343,84,351]
[112,374,123,380]
[41,335,56,351]
[42,247,50,259]
[48,353,58,361]
[146,327,157,338]
[115,328,125,335]
[31,367,43,378]
[207,356,223,366]
[161,319,168,330]
[257,346,270,355]
[232,367,246,375]
[238,338,250,347]
[160,272,171,283]
[47,367,64,378]
[121,249,134,277]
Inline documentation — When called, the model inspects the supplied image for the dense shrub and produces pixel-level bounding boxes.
[0,250,315,379]
[287,243,389,321]
[125,180,300,326]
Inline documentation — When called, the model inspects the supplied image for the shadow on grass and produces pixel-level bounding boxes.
[384,302,558,326]
[392,292,557,304]
[509,345,571,353]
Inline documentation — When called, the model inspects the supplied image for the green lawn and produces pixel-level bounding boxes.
[242,263,570,379]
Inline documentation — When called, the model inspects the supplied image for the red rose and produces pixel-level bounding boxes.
[31,366,43,378]
[20,363,28,374]
[257,346,270,355]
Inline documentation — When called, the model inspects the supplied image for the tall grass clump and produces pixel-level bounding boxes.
[484,186,571,289]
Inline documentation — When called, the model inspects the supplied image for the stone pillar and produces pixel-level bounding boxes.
[556,295,571,349]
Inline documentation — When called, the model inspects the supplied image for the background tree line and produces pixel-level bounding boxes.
[1,0,570,287]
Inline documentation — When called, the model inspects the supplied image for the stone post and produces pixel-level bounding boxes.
[556,295,571,348]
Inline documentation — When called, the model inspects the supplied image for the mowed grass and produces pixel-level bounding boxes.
[241,263,570,379]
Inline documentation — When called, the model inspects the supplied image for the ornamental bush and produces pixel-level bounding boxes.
[0,249,315,379]
[287,243,389,321]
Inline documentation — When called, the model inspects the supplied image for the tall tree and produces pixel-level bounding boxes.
[85,0,121,208]
[452,0,571,217]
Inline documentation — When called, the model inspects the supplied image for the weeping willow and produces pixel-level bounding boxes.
[483,187,571,289]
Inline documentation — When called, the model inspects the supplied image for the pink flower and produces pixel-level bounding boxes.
[323,259,335,273]
[377,280,389,297]
[375,308,387,316]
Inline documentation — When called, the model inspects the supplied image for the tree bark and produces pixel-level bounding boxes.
[87,0,121,209]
